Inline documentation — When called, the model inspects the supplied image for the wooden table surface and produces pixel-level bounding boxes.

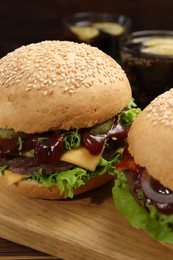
[0,179,173,260]
[0,237,58,259]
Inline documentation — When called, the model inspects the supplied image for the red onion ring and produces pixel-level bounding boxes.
[140,170,173,204]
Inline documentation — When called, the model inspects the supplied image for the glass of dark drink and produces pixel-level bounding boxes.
[120,30,173,108]
[63,12,131,62]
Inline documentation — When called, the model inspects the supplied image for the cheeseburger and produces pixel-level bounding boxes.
[113,89,173,244]
[0,40,140,199]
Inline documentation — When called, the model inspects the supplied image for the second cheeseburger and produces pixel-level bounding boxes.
[0,40,139,199]
[113,89,173,244]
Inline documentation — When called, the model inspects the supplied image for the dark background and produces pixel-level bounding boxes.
[0,0,173,58]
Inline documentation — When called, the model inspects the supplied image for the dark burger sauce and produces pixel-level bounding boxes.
[82,119,127,155]
[0,137,21,157]
[126,168,173,215]
[0,118,127,164]
[34,132,64,164]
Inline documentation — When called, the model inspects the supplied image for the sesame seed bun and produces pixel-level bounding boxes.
[0,40,131,133]
[128,89,173,190]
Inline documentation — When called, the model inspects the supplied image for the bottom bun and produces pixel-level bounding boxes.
[160,242,173,250]
[12,173,113,199]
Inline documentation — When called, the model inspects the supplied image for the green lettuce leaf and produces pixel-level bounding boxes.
[0,165,8,174]
[29,153,121,199]
[30,167,88,198]
[112,171,173,244]
[96,153,122,176]
[63,130,81,150]
[118,99,141,129]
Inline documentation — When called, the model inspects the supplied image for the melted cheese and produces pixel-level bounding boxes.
[60,147,102,171]
[3,147,102,185]
[4,170,28,186]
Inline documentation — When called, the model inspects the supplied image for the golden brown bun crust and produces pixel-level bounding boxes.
[128,89,173,190]
[160,242,173,250]
[0,41,131,133]
[10,173,113,199]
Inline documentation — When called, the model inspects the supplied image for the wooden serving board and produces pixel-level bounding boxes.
[0,179,173,260]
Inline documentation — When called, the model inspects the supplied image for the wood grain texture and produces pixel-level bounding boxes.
[0,179,173,260]
[0,237,57,259]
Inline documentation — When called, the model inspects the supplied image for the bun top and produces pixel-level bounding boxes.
[0,40,131,133]
[128,89,173,190]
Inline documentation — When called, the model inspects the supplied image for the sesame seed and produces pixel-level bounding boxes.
[25,87,31,91]
[43,90,48,96]
[0,40,125,96]
[146,88,173,128]
[63,87,69,92]
[15,79,21,83]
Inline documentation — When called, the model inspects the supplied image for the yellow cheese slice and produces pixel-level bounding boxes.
[2,147,102,185]
[60,147,102,171]
[4,170,28,186]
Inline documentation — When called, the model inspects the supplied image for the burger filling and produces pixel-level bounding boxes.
[112,148,173,243]
[0,100,140,198]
